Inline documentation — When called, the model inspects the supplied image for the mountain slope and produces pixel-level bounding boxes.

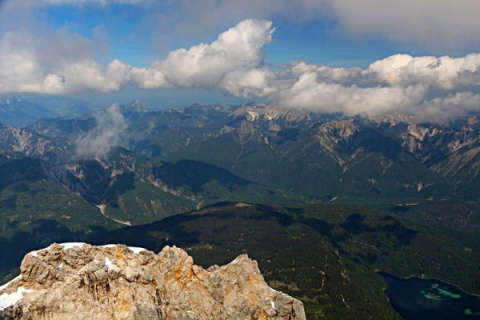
[22,102,474,205]
[93,202,480,319]
[373,114,480,201]
[0,96,56,127]
[163,112,453,203]
[94,202,400,320]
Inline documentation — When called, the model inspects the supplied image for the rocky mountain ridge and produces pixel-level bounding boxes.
[2,100,480,226]
[0,243,305,320]
[8,100,480,186]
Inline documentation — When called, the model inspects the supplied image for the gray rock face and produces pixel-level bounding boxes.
[0,243,305,320]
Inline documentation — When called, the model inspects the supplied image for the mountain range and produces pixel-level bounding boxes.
[3,99,480,212]
[0,97,479,319]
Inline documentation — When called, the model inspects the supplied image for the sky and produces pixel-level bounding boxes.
[0,0,479,121]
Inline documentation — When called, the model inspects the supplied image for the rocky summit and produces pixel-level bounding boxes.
[0,243,305,320]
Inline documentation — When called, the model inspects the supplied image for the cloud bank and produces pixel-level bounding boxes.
[0,19,275,95]
[277,54,480,122]
[1,18,480,122]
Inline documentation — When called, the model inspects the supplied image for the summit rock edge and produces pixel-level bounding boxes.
[0,243,305,320]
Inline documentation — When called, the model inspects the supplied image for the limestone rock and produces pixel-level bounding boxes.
[0,243,305,320]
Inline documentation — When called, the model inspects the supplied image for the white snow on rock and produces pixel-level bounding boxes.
[101,244,147,254]
[127,246,147,254]
[101,244,116,249]
[105,257,114,268]
[60,242,87,250]
[29,242,86,258]
[0,287,32,311]
[230,257,240,264]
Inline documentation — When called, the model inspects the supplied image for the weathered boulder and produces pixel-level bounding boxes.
[0,243,306,320]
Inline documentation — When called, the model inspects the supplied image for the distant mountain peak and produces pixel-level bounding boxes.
[373,112,418,126]
[230,104,316,123]
[120,100,149,113]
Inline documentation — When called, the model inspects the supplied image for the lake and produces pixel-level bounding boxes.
[380,272,480,319]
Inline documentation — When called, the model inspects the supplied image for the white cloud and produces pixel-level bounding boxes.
[1,17,480,122]
[272,53,480,121]
[290,62,363,84]
[0,19,274,95]
[145,19,274,89]
[74,104,127,160]
[367,54,480,89]
[276,70,427,117]
[219,68,277,98]
[417,92,480,123]
[0,31,102,94]
[0,31,134,94]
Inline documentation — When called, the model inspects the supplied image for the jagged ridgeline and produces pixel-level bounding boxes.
[0,100,480,319]
[4,101,480,208]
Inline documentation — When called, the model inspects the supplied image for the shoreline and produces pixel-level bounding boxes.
[375,269,480,297]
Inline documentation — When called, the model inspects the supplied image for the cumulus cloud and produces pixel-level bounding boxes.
[0,19,274,95]
[220,68,277,98]
[74,104,127,160]
[417,92,480,123]
[0,30,131,94]
[272,54,480,121]
[367,54,480,89]
[276,70,427,117]
[142,19,274,89]
[1,17,480,122]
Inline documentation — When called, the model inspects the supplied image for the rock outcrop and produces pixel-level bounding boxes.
[0,243,305,320]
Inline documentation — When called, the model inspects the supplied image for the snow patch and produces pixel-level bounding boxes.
[101,244,116,249]
[101,244,148,253]
[230,257,240,265]
[28,243,86,258]
[0,287,32,311]
[247,111,259,121]
[128,247,146,254]
[105,257,114,268]
[60,242,87,250]
[271,301,275,309]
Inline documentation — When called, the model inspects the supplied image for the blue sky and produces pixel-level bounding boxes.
[0,0,479,121]
[36,1,417,68]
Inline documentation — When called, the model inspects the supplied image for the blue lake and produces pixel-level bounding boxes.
[380,272,480,319]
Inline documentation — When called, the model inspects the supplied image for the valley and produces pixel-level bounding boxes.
[0,98,480,319]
